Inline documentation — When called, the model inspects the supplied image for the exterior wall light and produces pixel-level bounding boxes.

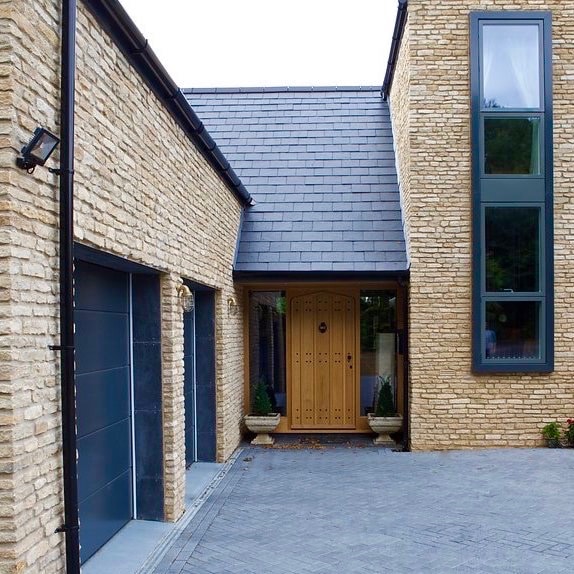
[227,297,239,316]
[16,127,60,173]
[177,284,194,313]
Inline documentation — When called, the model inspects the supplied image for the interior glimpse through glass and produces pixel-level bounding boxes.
[484,117,540,174]
[485,301,541,360]
[482,24,540,109]
[485,206,539,292]
[359,291,397,416]
[248,292,287,415]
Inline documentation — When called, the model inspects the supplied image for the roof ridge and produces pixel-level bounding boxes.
[183,86,383,94]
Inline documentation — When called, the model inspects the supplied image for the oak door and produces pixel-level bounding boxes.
[290,291,356,429]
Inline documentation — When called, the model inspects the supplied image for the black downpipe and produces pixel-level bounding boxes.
[402,282,410,451]
[58,0,80,572]
[381,0,408,100]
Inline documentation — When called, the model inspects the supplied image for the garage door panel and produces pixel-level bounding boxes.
[76,367,130,439]
[79,470,132,563]
[75,263,129,313]
[77,419,132,504]
[75,311,129,375]
[75,260,133,563]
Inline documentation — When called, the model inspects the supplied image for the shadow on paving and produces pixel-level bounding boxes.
[245,433,406,451]
[151,447,574,574]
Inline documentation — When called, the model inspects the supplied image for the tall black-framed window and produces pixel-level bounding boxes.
[470,11,553,372]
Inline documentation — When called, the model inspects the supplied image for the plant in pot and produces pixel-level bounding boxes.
[367,375,402,446]
[244,381,280,445]
[541,421,561,448]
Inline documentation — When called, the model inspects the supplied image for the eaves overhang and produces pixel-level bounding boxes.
[233,270,410,283]
[80,0,253,206]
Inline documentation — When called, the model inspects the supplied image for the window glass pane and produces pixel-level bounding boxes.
[360,291,397,416]
[485,301,541,360]
[249,292,286,415]
[485,207,539,292]
[484,117,540,174]
[482,24,540,109]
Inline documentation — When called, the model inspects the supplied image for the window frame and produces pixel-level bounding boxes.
[471,11,553,373]
[481,114,545,178]
[481,202,545,296]
[481,298,545,366]
[479,19,545,113]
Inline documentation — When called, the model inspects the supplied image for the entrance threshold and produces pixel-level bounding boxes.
[271,433,380,449]
[82,455,240,574]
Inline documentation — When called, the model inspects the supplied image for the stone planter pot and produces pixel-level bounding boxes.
[244,413,281,445]
[367,414,403,446]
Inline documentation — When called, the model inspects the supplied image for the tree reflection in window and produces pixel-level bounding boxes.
[485,207,539,292]
[484,117,540,175]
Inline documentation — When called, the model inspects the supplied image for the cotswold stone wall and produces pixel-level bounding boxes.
[0,0,244,571]
[390,0,574,450]
[1,2,64,572]
[75,1,244,488]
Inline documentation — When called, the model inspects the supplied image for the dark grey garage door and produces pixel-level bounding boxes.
[75,261,133,563]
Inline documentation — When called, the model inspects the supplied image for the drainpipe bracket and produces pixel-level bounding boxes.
[49,345,75,351]
[48,167,75,176]
[55,524,79,534]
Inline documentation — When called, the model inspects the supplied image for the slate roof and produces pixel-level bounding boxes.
[185,87,408,274]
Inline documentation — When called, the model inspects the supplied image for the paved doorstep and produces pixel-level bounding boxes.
[152,447,574,574]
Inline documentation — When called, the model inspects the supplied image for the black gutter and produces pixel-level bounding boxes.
[233,270,410,283]
[56,0,80,572]
[381,0,408,100]
[80,0,252,206]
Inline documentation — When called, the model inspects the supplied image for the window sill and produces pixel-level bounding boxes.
[472,360,554,374]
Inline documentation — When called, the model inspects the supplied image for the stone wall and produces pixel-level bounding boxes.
[0,1,245,572]
[389,0,574,450]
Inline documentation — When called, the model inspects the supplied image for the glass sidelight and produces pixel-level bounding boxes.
[359,290,397,416]
[248,292,287,415]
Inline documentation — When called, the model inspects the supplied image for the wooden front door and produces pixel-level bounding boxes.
[290,291,356,429]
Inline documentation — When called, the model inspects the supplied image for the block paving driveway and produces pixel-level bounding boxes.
[153,445,574,574]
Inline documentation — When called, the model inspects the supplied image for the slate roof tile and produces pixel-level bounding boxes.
[185,87,408,273]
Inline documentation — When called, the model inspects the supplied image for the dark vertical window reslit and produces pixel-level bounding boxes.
[471,11,553,372]
[248,292,287,415]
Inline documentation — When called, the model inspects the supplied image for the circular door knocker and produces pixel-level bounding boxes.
[318,321,328,334]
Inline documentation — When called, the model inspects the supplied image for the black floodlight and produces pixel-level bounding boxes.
[16,127,60,173]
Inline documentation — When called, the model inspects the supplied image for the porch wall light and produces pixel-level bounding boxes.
[227,297,239,317]
[16,127,60,173]
[177,284,194,313]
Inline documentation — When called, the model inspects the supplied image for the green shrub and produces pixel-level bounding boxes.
[375,376,396,417]
[541,421,561,441]
[251,381,272,416]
